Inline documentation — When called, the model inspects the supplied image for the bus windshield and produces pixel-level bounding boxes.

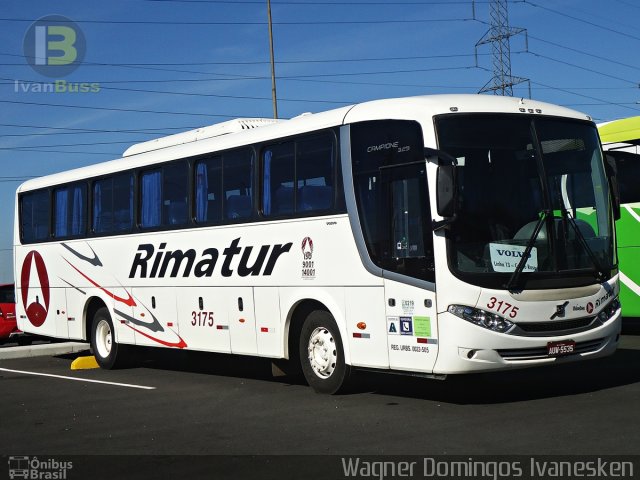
[436,114,616,290]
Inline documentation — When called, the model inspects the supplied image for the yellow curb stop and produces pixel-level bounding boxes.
[70,356,100,370]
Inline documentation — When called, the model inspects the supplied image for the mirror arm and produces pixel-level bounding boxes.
[432,214,457,232]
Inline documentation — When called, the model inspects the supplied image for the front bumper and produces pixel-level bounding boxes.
[434,310,621,374]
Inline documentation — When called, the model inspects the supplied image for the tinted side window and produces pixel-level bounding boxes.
[0,285,14,303]
[262,134,334,217]
[195,156,222,223]
[140,169,161,228]
[612,151,640,204]
[163,162,188,226]
[21,190,50,243]
[350,120,434,282]
[263,142,294,216]
[54,183,87,238]
[140,162,189,228]
[223,149,254,221]
[93,173,134,234]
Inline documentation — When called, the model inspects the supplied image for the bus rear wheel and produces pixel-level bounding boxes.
[299,310,351,394]
[90,307,130,369]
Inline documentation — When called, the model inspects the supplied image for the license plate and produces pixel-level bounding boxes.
[547,340,576,357]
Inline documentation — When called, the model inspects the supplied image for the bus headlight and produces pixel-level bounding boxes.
[448,304,515,334]
[598,297,620,323]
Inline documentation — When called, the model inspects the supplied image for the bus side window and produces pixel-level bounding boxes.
[140,169,161,228]
[20,190,50,243]
[614,153,640,204]
[162,162,188,226]
[53,183,87,238]
[195,156,222,224]
[140,162,189,228]
[223,149,254,221]
[263,143,295,216]
[297,135,334,212]
[262,134,334,217]
[93,173,134,234]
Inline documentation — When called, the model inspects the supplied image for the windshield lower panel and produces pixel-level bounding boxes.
[436,114,616,290]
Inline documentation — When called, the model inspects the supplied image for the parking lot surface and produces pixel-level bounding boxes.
[1,331,639,458]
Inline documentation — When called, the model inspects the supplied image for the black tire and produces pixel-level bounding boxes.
[299,310,351,394]
[90,307,130,369]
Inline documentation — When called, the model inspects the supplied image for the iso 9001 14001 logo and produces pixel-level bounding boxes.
[301,236,315,280]
[8,456,73,479]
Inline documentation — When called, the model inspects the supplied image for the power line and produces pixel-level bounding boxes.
[0,99,244,118]
[0,131,159,138]
[3,76,351,104]
[0,148,119,155]
[528,35,640,74]
[524,50,637,86]
[0,176,40,183]
[531,81,640,115]
[140,0,497,4]
[0,51,489,67]
[611,0,640,9]
[522,1,640,42]
[6,141,146,149]
[0,123,200,133]
[0,17,475,25]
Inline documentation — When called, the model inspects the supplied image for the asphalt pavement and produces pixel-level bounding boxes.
[1,332,639,458]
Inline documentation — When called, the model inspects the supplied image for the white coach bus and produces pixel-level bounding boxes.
[14,94,621,393]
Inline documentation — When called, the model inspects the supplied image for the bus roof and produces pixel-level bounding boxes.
[598,116,640,145]
[16,94,592,193]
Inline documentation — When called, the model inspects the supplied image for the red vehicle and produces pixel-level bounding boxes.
[0,283,20,342]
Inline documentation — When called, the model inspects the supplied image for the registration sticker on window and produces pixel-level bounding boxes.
[489,243,538,273]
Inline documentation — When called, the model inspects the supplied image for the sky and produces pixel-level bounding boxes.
[0,0,639,283]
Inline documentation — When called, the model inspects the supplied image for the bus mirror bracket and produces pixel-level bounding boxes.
[426,148,458,230]
[604,154,621,221]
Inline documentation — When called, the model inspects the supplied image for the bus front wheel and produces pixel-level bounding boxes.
[299,310,351,394]
[90,307,130,369]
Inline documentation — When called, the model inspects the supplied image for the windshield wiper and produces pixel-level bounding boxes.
[505,209,550,292]
[562,209,608,282]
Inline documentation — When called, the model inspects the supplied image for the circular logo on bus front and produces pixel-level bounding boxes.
[20,251,51,327]
[586,302,594,314]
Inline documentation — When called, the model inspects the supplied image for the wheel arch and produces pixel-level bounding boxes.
[282,289,351,365]
[83,296,108,342]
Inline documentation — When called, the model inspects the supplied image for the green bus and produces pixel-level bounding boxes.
[599,117,640,318]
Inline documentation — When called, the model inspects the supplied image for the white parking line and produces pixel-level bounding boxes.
[0,367,156,390]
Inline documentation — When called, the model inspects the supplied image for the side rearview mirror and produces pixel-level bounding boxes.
[604,153,621,221]
[436,164,456,218]
[425,148,458,231]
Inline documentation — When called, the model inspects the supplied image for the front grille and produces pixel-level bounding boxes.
[497,338,604,360]
[514,316,597,335]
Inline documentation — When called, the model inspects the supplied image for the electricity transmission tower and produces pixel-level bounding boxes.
[476,0,529,97]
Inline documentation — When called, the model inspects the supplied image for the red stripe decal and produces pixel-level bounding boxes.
[64,259,137,307]
[353,333,362,338]
[417,338,428,344]
[125,324,187,349]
